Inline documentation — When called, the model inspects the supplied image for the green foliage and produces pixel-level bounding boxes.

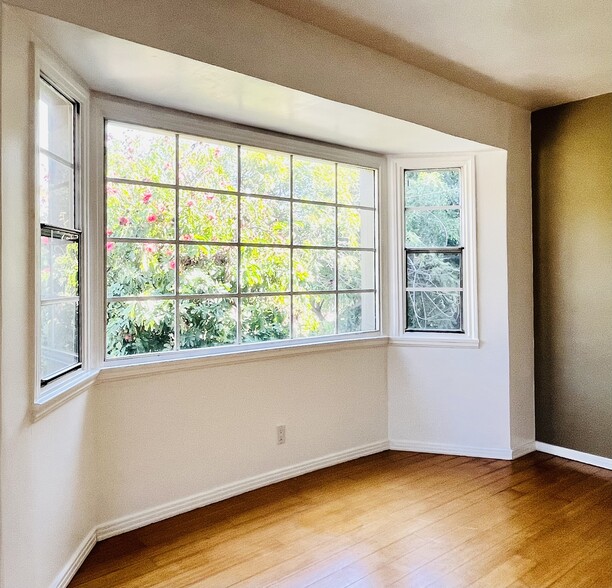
[105,122,377,356]
[405,169,463,332]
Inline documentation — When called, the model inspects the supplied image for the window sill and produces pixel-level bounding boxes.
[31,368,99,421]
[390,335,480,349]
[98,335,389,383]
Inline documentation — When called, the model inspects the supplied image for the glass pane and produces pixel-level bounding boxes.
[241,296,290,342]
[407,252,461,289]
[180,298,237,349]
[41,301,79,380]
[179,191,237,243]
[106,300,175,356]
[106,122,176,184]
[405,169,460,207]
[241,196,290,245]
[106,242,175,297]
[293,294,336,338]
[179,245,237,294]
[106,183,175,240]
[338,207,375,248]
[293,202,335,246]
[41,231,79,299]
[240,247,290,293]
[339,292,376,334]
[338,250,376,290]
[240,147,290,197]
[39,154,74,229]
[337,165,375,207]
[406,290,462,331]
[293,157,335,203]
[39,80,73,162]
[179,137,237,191]
[293,248,335,292]
[405,209,460,247]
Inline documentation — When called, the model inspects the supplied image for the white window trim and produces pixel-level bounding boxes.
[387,154,479,348]
[92,93,385,370]
[31,43,98,420]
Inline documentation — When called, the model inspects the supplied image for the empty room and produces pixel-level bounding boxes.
[1,1,611,587]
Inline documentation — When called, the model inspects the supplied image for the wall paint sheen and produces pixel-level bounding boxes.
[532,94,612,459]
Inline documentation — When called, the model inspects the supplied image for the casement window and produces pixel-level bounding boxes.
[103,120,379,357]
[37,75,83,386]
[391,156,478,347]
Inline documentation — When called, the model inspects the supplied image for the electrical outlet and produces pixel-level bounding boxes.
[277,425,286,445]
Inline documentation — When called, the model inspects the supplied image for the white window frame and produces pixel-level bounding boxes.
[31,45,97,419]
[92,94,384,369]
[388,155,478,348]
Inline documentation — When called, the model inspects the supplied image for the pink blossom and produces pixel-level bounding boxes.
[142,191,152,204]
[119,216,129,226]
[41,236,49,245]
[164,163,172,170]
[206,194,215,201]
[106,242,115,251]
[147,214,157,223]
[157,204,167,213]
[107,186,118,195]
[206,214,215,221]
[181,234,193,241]
[186,199,195,207]
[214,147,221,157]
[144,244,156,253]
[169,260,176,270]
[106,229,113,236]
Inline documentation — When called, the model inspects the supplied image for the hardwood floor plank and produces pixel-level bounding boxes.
[69,451,612,588]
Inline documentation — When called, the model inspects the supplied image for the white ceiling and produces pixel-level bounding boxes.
[251,0,612,110]
[16,7,487,155]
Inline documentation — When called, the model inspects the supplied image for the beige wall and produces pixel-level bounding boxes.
[533,94,612,458]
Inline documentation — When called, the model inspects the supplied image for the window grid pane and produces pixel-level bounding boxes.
[405,168,463,333]
[105,122,378,357]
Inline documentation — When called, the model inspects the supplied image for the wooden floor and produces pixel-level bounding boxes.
[69,451,612,587]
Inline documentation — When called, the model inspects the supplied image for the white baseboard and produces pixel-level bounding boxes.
[535,441,612,471]
[389,439,516,460]
[53,528,97,588]
[96,439,389,540]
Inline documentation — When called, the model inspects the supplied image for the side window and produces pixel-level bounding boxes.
[37,76,82,386]
[404,168,463,332]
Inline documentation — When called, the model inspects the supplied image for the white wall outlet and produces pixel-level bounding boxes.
[277,425,286,445]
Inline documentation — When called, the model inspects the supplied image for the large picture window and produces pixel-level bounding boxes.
[38,77,82,384]
[104,122,378,357]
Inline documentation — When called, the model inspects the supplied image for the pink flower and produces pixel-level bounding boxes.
[106,242,115,251]
[144,244,156,253]
[41,236,49,245]
[206,194,214,201]
[214,147,221,157]
[186,199,195,207]
[169,260,176,270]
[181,234,193,241]
[142,191,152,204]
[119,216,129,226]
[157,204,167,213]
[206,214,215,221]
[147,214,157,223]
[106,229,113,236]
[164,163,172,170]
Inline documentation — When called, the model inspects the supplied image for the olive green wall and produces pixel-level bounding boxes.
[533,94,612,458]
